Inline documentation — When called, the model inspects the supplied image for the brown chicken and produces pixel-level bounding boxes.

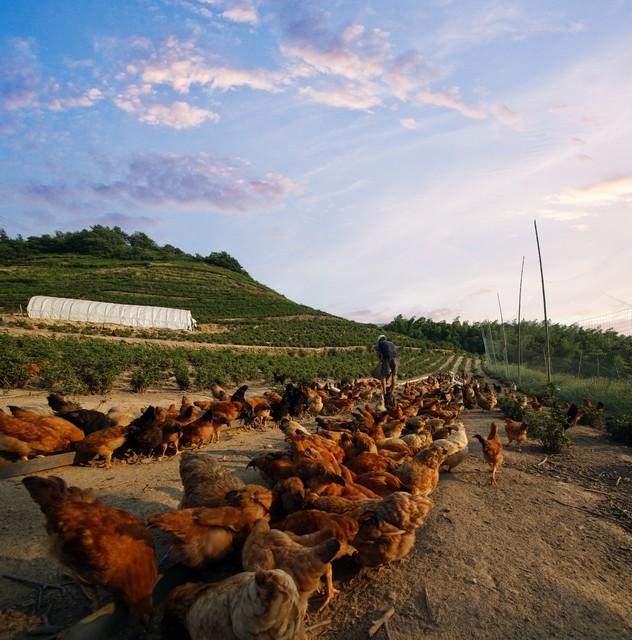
[8,406,85,443]
[504,418,528,450]
[395,445,447,496]
[354,471,402,497]
[180,412,227,448]
[23,476,157,626]
[179,452,245,509]
[74,424,129,469]
[147,506,254,568]
[272,477,306,516]
[224,484,274,522]
[473,422,504,485]
[352,492,434,567]
[164,569,304,640]
[0,410,75,458]
[243,519,342,613]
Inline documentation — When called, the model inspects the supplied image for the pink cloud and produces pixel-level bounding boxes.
[491,103,523,129]
[417,87,485,120]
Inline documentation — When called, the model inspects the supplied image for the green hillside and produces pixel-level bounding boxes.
[0,255,321,321]
[0,227,425,349]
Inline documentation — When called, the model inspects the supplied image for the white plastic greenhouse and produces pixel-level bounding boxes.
[26,296,196,331]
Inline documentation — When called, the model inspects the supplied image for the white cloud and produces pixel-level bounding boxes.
[400,118,418,130]
[299,84,382,110]
[140,101,219,128]
[548,175,632,207]
[417,87,485,119]
[491,103,523,129]
[114,84,218,128]
[47,87,104,111]
[134,38,286,95]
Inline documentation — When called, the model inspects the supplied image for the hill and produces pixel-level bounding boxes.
[0,227,440,393]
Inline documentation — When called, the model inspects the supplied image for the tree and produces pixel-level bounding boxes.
[204,251,250,277]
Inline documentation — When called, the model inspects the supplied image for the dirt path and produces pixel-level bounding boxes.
[1,396,630,639]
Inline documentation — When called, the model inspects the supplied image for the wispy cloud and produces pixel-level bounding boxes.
[433,1,585,53]
[417,87,485,119]
[193,0,259,24]
[491,103,523,129]
[548,175,632,207]
[1,38,41,111]
[114,83,219,128]
[275,5,483,117]
[24,152,299,213]
[132,37,286,94]
[400,118,418,130]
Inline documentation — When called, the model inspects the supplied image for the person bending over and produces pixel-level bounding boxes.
[375,335,399,399]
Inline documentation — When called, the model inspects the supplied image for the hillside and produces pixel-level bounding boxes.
[0,254,322,321]
[0,228,436,393]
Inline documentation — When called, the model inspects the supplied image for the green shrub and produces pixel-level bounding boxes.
[605,415,632,446]
[173,361,191,391]
[523,405,570,453]
[0,356,30,388]
[130,367,162,393]
[497,395,524,421]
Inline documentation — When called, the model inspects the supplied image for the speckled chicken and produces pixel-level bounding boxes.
[164,569,304,640]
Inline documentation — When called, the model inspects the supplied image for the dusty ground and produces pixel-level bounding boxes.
[0,388,631,640]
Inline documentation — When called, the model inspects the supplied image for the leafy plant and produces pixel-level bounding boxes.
[497,394,525,421]
[130,367,162,393]
[605,415,632,446]
[523,404,570,453]
[173,361,191,390]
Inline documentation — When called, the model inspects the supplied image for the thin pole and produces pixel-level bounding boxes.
[517,256,525,384]
[577,351,582,378]
[534,220,552,384]
[488,325,497,364]
[497,292,509,379]
[480,327,488,362]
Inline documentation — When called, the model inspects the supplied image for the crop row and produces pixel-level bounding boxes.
[1,317,426,349]
[0,334,444,394]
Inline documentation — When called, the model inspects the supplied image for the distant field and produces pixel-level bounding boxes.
[486,362,632,416]
[0,333,444,394]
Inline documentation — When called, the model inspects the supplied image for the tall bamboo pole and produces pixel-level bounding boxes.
[517,256,525,384]
[497,292,509,378]
[534,220,552,384]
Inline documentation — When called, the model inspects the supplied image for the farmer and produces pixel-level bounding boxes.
[375,335,399,399]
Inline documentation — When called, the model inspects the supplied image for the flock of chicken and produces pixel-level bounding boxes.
[16,373,518,639]
[0,384,337,467]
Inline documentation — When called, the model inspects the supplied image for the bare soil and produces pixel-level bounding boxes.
[0,389,631,640]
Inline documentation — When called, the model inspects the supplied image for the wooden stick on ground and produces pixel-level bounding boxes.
[422,584,437,626]
[368,607,395,638]
[305,619,332,634]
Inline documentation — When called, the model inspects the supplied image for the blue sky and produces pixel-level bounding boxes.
[2,0,632,324]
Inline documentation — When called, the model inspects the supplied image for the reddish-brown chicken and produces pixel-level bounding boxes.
[474,422,504,485]
[22,476,157,626]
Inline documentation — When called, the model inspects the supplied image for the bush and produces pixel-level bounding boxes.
[523,405,570,453]
[173,362,191,391]
[130,367,162,393]
[0,356,30,388]
[497,395,524,421]
[605,415,632,446]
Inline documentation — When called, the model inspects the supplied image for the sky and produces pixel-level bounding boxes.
[1,0,632,326]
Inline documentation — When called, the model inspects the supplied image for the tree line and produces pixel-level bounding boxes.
[385,314,632,379]
[0,226,250,277]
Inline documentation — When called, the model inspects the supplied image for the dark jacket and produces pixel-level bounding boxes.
[376,339,398,361]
